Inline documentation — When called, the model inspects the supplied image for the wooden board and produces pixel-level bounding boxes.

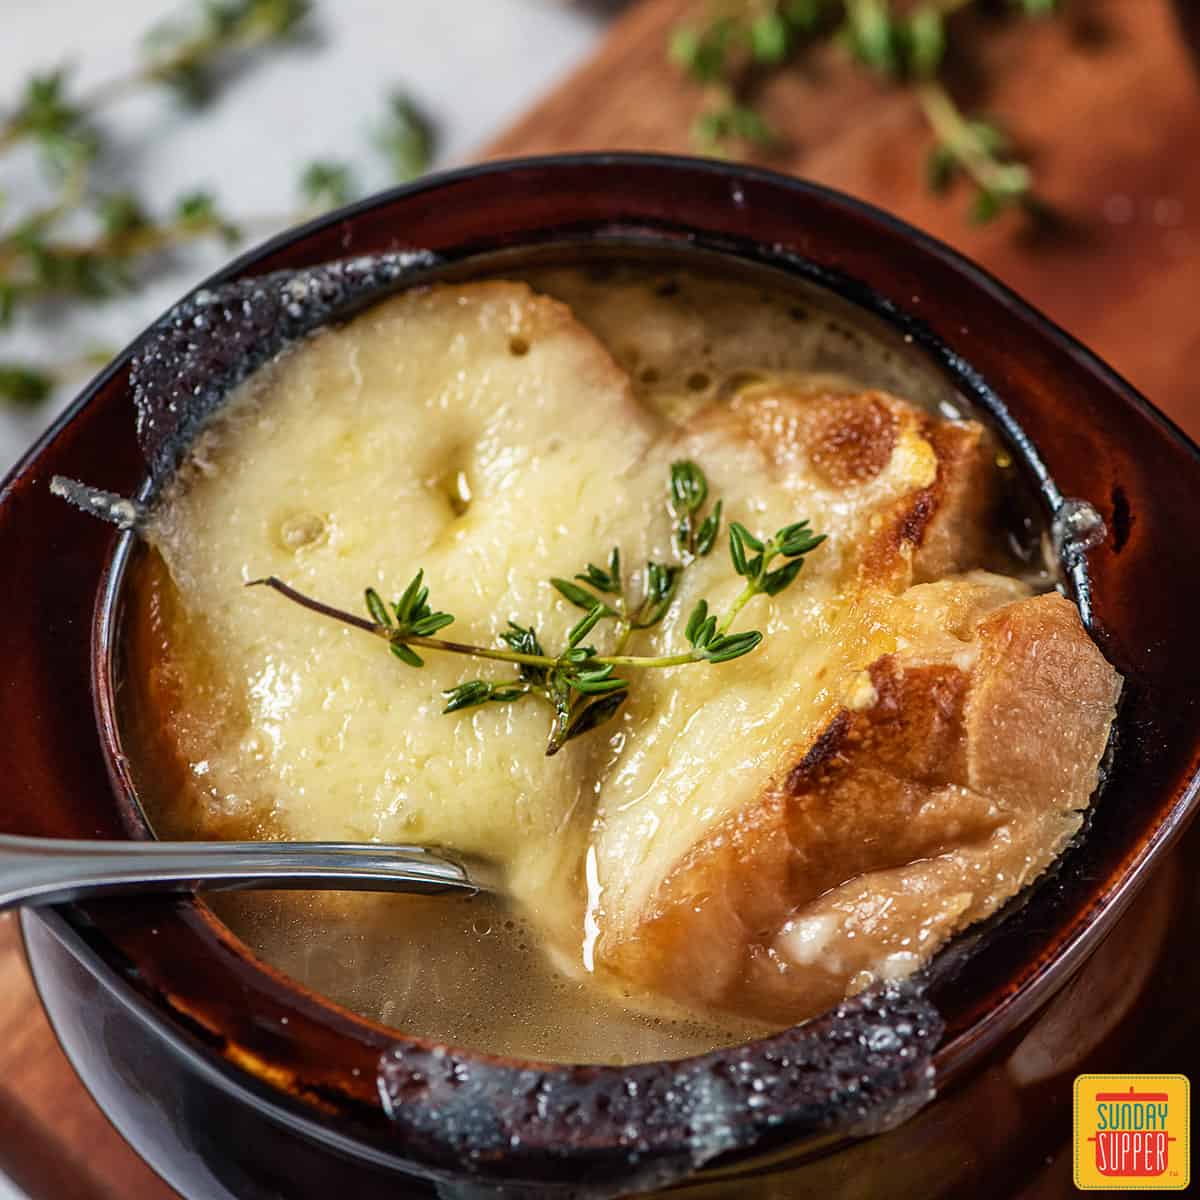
[0,915,178,1199]
[487,0,1200,442]
[2,2,1197,1196]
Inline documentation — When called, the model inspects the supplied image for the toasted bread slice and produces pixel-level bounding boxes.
[134,288,1121,1028]
[591,385,1118,1022]
[598,582,1120,1023]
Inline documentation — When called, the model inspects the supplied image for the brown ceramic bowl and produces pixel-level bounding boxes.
[4,155,1200,1199]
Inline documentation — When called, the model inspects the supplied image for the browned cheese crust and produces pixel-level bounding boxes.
[128,291,1122,1031]
[601,386,1121,1024]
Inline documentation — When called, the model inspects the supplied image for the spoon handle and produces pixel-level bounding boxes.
[0,835,478,912]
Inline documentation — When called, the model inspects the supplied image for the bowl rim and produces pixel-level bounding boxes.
[9,151,1200,1186]
[23,151,1200,498]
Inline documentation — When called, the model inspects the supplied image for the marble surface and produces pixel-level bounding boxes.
[0,6,607,1198]
[0,0,607,476]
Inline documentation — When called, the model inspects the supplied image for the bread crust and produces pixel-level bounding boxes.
[604,588,1121,1022]
[600,390,1121,1022]
[129,289,1122,1030]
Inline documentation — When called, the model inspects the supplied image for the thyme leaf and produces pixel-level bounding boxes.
[668,0,1060,222]
[1,2,438,405]
[250,460,826,755]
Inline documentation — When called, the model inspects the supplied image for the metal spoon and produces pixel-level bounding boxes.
[0,834,488,912]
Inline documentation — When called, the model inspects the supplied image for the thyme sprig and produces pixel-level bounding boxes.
[0,1,311,162]
[0,2,435,409]
[0,364,53,408]
[249,461,826,755]
[669,0,1060,223]
[670,459,723,561]
[0,190,242,322]
[0,347,114,408]
[373,94,436,184]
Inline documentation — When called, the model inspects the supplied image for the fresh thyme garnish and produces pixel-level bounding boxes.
[668,0,1059,223]
[250,460,826,755]
[0,349,112,408]
[0,2,310,163]
[299,161,358,210]
[670,459,723,561]
[140,0,312,107]
[0,364,53,408]
[374,93,436,184]
[0,1,437,409]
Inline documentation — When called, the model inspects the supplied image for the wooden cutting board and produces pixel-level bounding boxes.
[1,1,1195,1195]
[0,914,177,1199]
[488,0,1200,441]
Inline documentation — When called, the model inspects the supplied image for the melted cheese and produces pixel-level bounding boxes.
[134,273,1119,1044]
[145,282,944,948]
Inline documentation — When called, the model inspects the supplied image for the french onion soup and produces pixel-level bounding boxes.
[120,261,1121,1063]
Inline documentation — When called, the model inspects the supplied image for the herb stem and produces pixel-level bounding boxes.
[1,216,200,279]
[914,79,1030,200]
[610,625,635,657]
[402,635,559,669]
[609,591,635,658]
[251,578,559,667]
[248,576,380,634]
[0,7,304,160]
[246,462,822,752]
[250,577,707,672]
[592,650,702,669]
[0,157,91,253]
[0,205,289,309]
[717,579,760,635]
[671,0,1050,222]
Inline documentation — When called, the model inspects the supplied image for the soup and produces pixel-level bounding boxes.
[120,259,1120,1063]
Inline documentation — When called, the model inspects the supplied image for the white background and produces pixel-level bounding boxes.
[0,4,608,1197]
[0,0,609,474]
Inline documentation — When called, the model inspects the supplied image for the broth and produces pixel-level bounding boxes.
[123,255,1097,1063]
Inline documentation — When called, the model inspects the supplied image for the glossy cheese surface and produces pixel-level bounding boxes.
[135,276,1121,1034]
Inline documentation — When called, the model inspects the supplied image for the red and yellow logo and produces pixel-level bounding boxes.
[1074,1075,1189,1190]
